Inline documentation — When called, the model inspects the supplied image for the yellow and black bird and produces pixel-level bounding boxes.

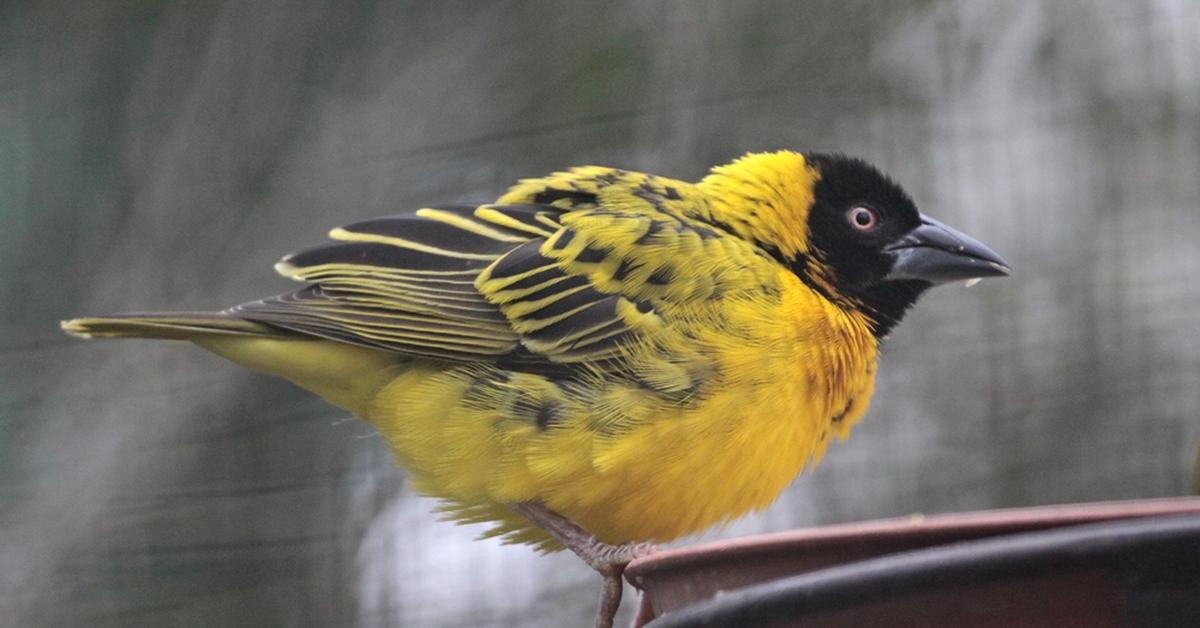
[63,151,1009,627]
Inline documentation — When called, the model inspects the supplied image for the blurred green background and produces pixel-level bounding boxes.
[3,1,1199,626]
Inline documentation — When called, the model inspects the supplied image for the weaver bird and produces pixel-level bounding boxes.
[63,151,1009,627]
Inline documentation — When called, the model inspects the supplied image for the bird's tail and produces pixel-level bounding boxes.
[61,311,403,417]
[60,312,287,340]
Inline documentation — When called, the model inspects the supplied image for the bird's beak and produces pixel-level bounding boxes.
[884,215,1011,283]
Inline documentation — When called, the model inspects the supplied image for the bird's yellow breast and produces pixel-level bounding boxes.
[366,269,878,547]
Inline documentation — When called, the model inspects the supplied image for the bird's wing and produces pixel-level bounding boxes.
[476,211,710,365]
[231,204,550,362]
[234,171,780,376]
[486,166,781,358]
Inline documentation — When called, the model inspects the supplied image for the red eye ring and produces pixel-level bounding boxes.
[847,206,878,231]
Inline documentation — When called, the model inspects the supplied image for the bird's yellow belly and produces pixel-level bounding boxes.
[367,343,876,546]
[547,381,859,543]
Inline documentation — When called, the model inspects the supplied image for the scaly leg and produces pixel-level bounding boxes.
[511,501,656,628]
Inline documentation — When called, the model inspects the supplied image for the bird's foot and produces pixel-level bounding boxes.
[511,501,657,628]
[582,537,656,628]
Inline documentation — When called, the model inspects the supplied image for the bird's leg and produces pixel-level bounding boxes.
[511,501,656,628]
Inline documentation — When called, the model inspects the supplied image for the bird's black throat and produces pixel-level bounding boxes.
[848,279,930,339]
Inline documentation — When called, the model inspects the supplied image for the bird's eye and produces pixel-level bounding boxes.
[846,206,878,231]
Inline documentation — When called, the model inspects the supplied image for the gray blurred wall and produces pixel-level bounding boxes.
[3,1,1199,626]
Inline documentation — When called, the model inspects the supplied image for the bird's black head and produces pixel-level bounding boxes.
[797,153,1010,337]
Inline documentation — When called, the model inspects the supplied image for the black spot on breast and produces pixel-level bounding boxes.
[663,186,682,201]
[535,401,562,430]
[832,398,854,423]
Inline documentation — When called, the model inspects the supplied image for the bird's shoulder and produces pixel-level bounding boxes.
[499,166,709,222]
[492,165,781,302]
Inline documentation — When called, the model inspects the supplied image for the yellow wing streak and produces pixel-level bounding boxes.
[414,207,532,243]
[472,207,557,238]
[328,227,503,261]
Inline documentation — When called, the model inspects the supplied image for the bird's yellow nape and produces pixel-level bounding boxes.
[698,150,820,260]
